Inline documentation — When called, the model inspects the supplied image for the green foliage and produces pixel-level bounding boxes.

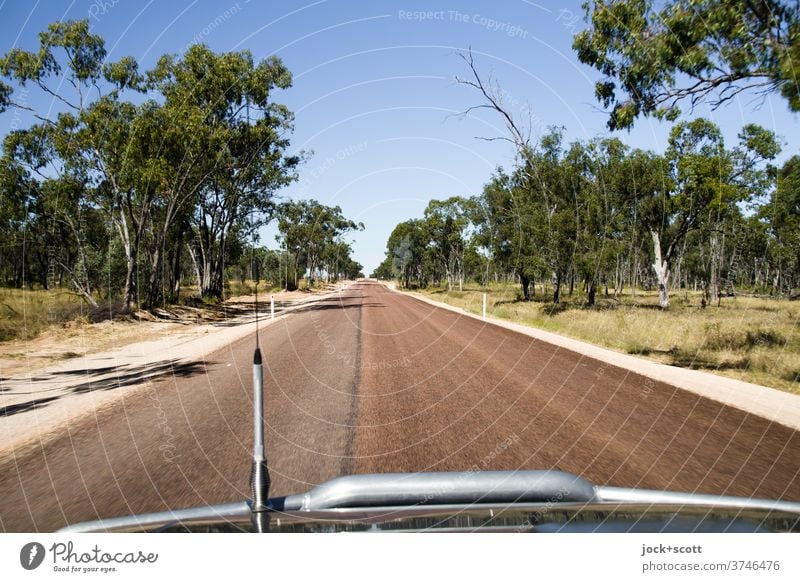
[574,0,800,129]
[760,155,800,290]
[0,19,301,310]
[276,199,363,289]
[380,119,794,308]
[371,256,394,279]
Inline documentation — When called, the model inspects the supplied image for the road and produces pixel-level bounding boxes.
[1,281,798,531]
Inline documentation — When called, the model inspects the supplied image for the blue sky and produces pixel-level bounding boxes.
[2,0,798,274]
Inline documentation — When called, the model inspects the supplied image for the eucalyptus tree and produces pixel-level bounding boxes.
[39,176,108,305]
[574,0,800,129]
[617,149,673,307]
[149,45,300,301]
[0,19,302,308]
[525,129,580,304]
[0,159,29,285]
[623,119,779,309]
[277,200,362,288]
[0,19,155,307]
[0,158,92,292]
[455,51,584,302]
[454,49,543,299]
[573,138,630,305]
[423,196,472,291]
[340,257,364,281]
[371,256,394,280]
[385,219,428,288]
[322,240,361,282]
[762,155,800,292]
[702,124,780,302]
[472,167,545,300]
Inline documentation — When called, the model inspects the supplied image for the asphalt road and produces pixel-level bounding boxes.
[1,281,798,531]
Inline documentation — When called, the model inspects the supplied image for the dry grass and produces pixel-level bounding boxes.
[0,284,280,378]
[0,281,348,376]
[0,287,90,342]
[0,287,196,377]
[0,279,287,343]
[419,284,800,395]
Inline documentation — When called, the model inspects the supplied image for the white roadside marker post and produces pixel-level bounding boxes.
[482,293,487,321]
[270,295,275,320]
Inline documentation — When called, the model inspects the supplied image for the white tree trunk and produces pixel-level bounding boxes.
[709,233,720,304]
[650,230,670,309]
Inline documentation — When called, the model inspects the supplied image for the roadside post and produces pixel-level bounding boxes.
[271,295,275,320]
[483,293,487,321]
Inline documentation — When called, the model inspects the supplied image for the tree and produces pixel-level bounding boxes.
[371,256,394,280]
[149,45,300,301]
[385,219,428,288]
[378,121,786,305]
[423,196,471,291]
[701,124,781,303]
[0,19,301,309]
[575,138,630,305]
[276,200,362,289]
[574,0,800,129]
[455,52,573,302]
[322,240,361,282]
[0,20,148,307]
[624,119,779,309]
[472,166,547,301]
[762,155,800,293]
[0,159,29,286]
[533,130,581,304]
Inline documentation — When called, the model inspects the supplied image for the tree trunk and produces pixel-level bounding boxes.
[709,233,720,305]
[519,272,531,301]
[146,245,162,308]
[123,247,137,310]
[69,279,99,308]
[168,226,186,302]
[119,215,138,310]
[187,243,202,294]
[553,273,561,304]
[650,230,670,309]
[587,279,596,306]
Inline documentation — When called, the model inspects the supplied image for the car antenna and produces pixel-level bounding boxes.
[249,211,271,532]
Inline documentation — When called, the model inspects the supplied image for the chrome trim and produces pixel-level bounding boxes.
[59,501,250,533]
[58,471,800,533]
[596,486,800,514]
[60,501,800,533]
[282,470,596,510]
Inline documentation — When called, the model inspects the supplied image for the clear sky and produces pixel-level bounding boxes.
[2,0,798,274]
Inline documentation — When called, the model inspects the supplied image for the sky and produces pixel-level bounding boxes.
[1,0,798,275]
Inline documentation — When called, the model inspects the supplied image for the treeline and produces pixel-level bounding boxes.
[374,121,800,309]
[193,199,364,294]
[0,20,361,308]
[273,199,364,289]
